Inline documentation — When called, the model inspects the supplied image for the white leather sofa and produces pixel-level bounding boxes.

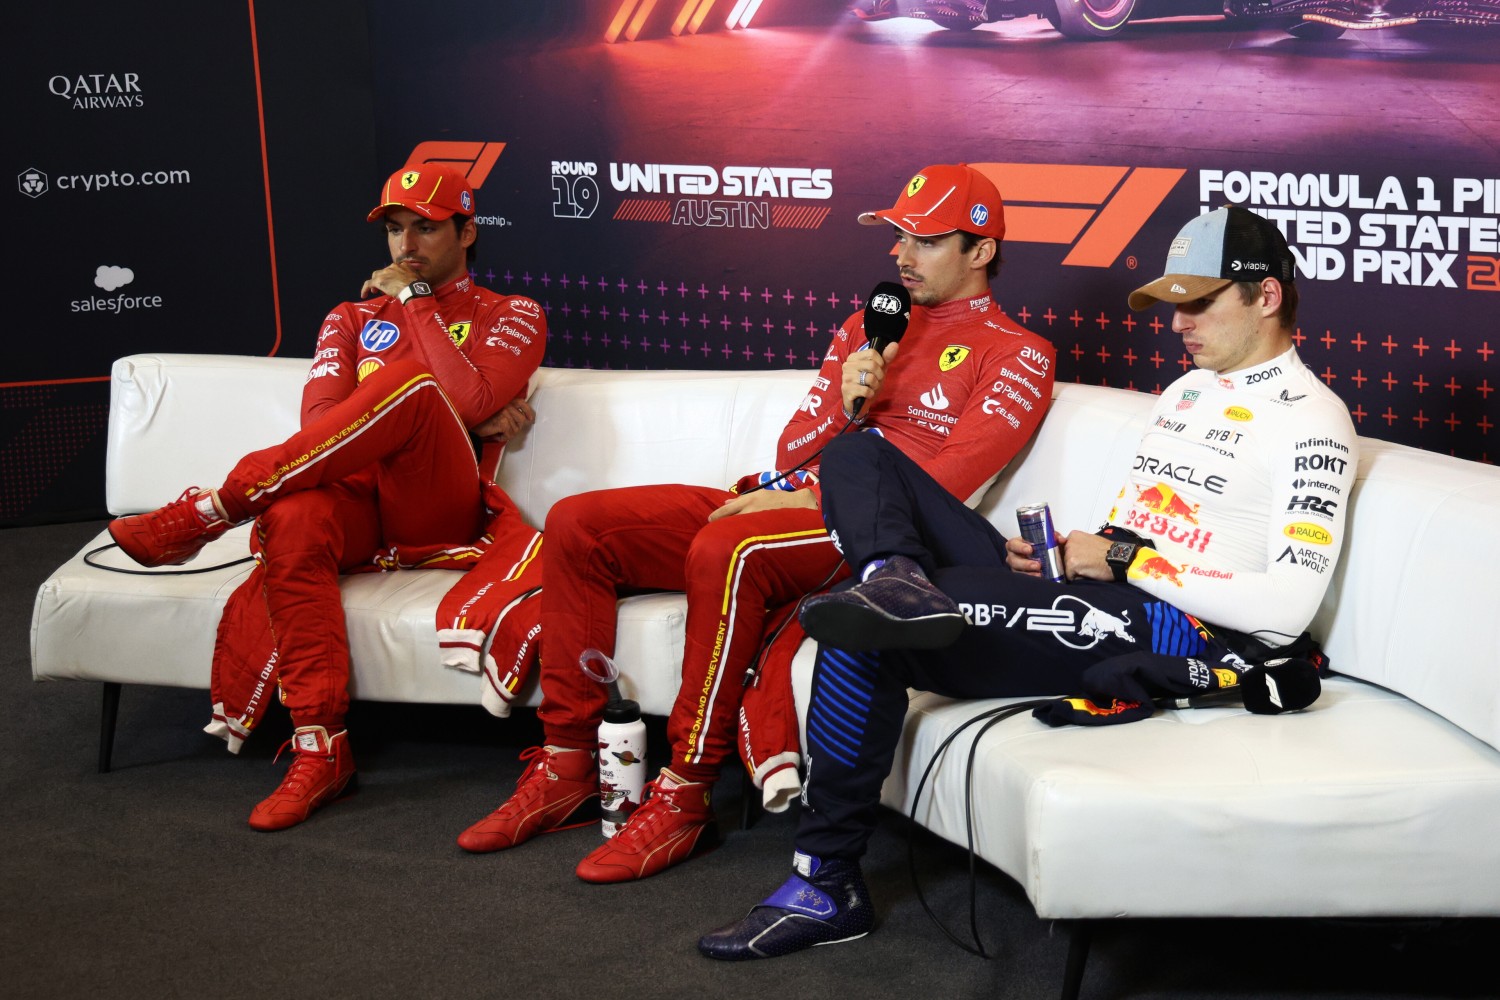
[31,354,1500,996]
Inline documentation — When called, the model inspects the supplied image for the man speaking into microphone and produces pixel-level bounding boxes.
[456,164,1056,885]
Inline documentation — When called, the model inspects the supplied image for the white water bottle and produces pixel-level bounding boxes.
[580,648,648,839]
[598,698,647,838]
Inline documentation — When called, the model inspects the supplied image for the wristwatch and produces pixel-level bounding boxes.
[397,281,433,305]
[1105,541,1139,582]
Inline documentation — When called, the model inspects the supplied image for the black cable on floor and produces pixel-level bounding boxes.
[907,698,1052,958]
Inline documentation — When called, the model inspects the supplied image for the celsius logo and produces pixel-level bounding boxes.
[19,168,48,198]
[975,162,1184,267]
[50,72,143,110]
[552,160,599,220]
[869,293,903,314]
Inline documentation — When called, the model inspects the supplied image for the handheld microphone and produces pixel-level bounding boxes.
[853,281,911,416]
[1154,658,1322,715]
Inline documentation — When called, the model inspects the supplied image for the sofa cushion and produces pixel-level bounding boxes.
[880,678,1500,919]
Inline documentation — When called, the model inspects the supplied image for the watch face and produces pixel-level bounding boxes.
[412,282,432,295]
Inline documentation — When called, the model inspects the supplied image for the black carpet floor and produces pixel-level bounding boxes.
[4,520,1493,1000]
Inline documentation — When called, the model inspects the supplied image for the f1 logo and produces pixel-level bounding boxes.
[973,163,1185,268]
[406,141,506,189]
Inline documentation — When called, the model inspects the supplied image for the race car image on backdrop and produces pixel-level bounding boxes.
[851,0,1500,39]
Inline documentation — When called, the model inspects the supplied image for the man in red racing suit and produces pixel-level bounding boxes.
[455,164,1056,885]
[108,164,545,831]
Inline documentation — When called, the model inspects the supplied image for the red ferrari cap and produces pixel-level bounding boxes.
[859,164,1005,241]
[367,164,475,222]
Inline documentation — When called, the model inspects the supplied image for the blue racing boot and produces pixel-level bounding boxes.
[798,554,963,651]
[698,852,873,961]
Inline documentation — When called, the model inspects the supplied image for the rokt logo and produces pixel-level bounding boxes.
[973,163,1185,268]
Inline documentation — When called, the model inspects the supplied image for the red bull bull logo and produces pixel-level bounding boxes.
[1135,483,1200,525]
[1130,555,1185,587]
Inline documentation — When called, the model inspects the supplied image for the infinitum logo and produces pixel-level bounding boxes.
[973,163,1185,267]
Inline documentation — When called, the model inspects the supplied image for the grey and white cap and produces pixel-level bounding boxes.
[1128,206,1297,311]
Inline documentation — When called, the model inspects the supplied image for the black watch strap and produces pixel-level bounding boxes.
[1105,541,1139,583]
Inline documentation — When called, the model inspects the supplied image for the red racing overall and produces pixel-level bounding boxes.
[536,292,1056,798]
[205,274,545,748]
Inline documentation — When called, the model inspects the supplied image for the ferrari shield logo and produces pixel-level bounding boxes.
[448,322,471,347]
[907,174,927,198]
[938,345,970,372]
[401,171,421,190]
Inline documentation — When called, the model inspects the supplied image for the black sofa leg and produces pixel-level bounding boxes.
[1061,921,1092,1000]
[99,682,121,774]
[739,769,765,830]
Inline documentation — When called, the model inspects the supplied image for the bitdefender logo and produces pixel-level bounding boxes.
[49,72,144,110]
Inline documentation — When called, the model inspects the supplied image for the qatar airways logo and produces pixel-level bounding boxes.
[49,71,143,110]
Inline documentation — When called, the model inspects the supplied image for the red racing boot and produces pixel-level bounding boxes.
[456,746,599,853]
[248,726,356,831]
[108,487,234,566]
[574,768,718,883]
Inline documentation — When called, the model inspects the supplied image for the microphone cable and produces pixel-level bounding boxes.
[82,540,254,576]
[905,697,1052,959]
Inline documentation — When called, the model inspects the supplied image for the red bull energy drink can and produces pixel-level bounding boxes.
[1017,502,1066,584]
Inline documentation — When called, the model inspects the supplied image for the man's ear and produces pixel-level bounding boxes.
[1259,277,1284,318]
[460,218,478,250]
[970,236,996,270]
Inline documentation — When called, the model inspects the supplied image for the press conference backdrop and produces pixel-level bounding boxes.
[8,1,1497,523]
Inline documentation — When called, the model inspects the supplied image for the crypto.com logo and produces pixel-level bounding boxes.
[19,167,48,198]
[974,163,1185,268]
[403,141,506,189]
